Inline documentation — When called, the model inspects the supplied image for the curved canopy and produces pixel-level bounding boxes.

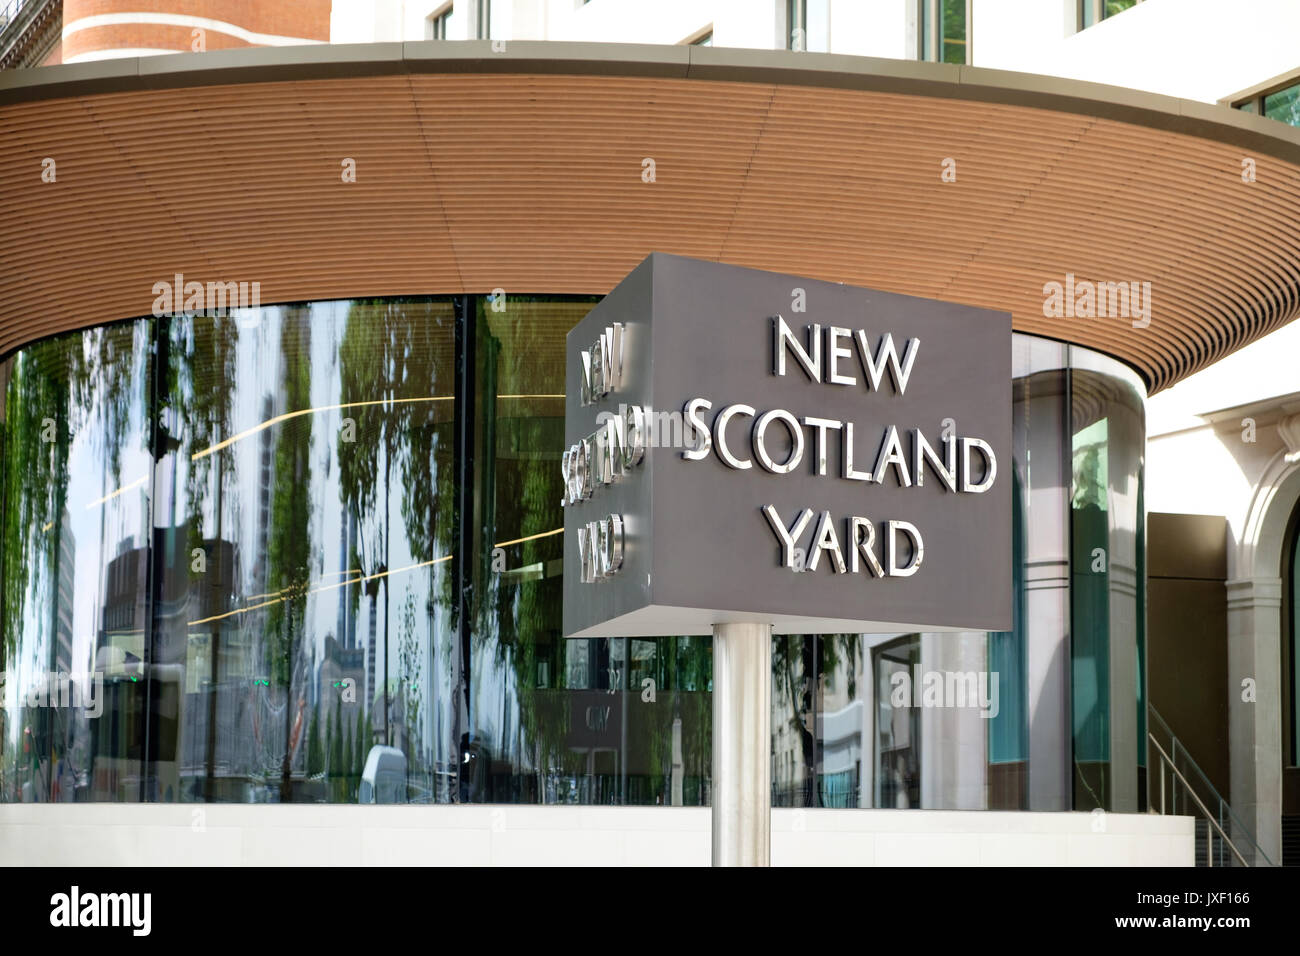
[2,41,1299,390]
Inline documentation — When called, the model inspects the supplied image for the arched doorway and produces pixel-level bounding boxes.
[1282,496,1300,863]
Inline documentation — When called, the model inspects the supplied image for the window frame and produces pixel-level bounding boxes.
[1076,0,1144,32]
[1227,82,1300,127]
[682,25,713,47]
[1226,70,1300,127]
[427,2,452,41]
[784,0,831,53]
[916,0,971,66]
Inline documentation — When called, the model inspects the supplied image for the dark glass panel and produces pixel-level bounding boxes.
[466,296,712,806]
[988,472,1029,809]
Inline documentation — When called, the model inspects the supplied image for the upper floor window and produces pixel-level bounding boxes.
[918,0,968,65]
[786,0,829,53]
[427,3,452,41]
[476,0,490,40]
[1079,0,1140,30]
[692,30,713,47]
[1230,72,1300,129]
[1266,84,1300,127]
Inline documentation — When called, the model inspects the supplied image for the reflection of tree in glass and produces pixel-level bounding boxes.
[337,302,398,754]
[940,0,965,64]
[173,315,238,521]
[475,310,571,788]
[392,306,455,790]
[638,636,713,804]
[772,634,859,806]
[306,708,322,778]
[1,323,147,799]
[398,591,421,795]
[264,310,313,802]
[170,314,239,801]
[338,301,454,786]
[2,349,67,659]
[2,323,145,656]
[329,705,344,801]
[1073,446,1105,510]
[504,410,567,778]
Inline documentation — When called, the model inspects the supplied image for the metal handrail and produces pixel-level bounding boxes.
[1148,734,1250,867]
[0,0,29,33]
[1147,705,1274,865]
[1149,708,1235,821]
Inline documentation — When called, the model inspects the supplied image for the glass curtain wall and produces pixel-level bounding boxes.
[771,340,1147,811]
[0,321,153,802]
[2,303,1144,811]
[1,302,460,803]
[0,294,716,806]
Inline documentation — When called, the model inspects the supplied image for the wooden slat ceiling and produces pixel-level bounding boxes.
[2,48,1299,392]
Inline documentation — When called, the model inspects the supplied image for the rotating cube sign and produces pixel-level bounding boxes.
[562,253,1011,639]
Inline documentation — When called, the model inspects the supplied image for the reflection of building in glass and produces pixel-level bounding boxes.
[53,509,74,676]
[251,394,276,588]
[336,510,359,651]
[98,537,147,670]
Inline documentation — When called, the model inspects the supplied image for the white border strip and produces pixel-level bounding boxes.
[64,12,324,47]
[63,48,182,63]
[0,805,1194,866]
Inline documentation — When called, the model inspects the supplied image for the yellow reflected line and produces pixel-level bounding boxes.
[191,396,454,461]
[185,526,564,627]
[187,554,452,626]
[188,594,291,626]
[247,569,362,601]
[86,476,148,510]
[494,527,564,548]
[192,394,563,461]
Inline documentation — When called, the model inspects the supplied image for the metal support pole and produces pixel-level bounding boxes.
[712,622,771,866]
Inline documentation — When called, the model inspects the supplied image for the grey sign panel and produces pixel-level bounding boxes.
[563,253,1011,637]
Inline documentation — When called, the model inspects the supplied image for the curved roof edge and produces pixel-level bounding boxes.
[4,40,1300,165]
